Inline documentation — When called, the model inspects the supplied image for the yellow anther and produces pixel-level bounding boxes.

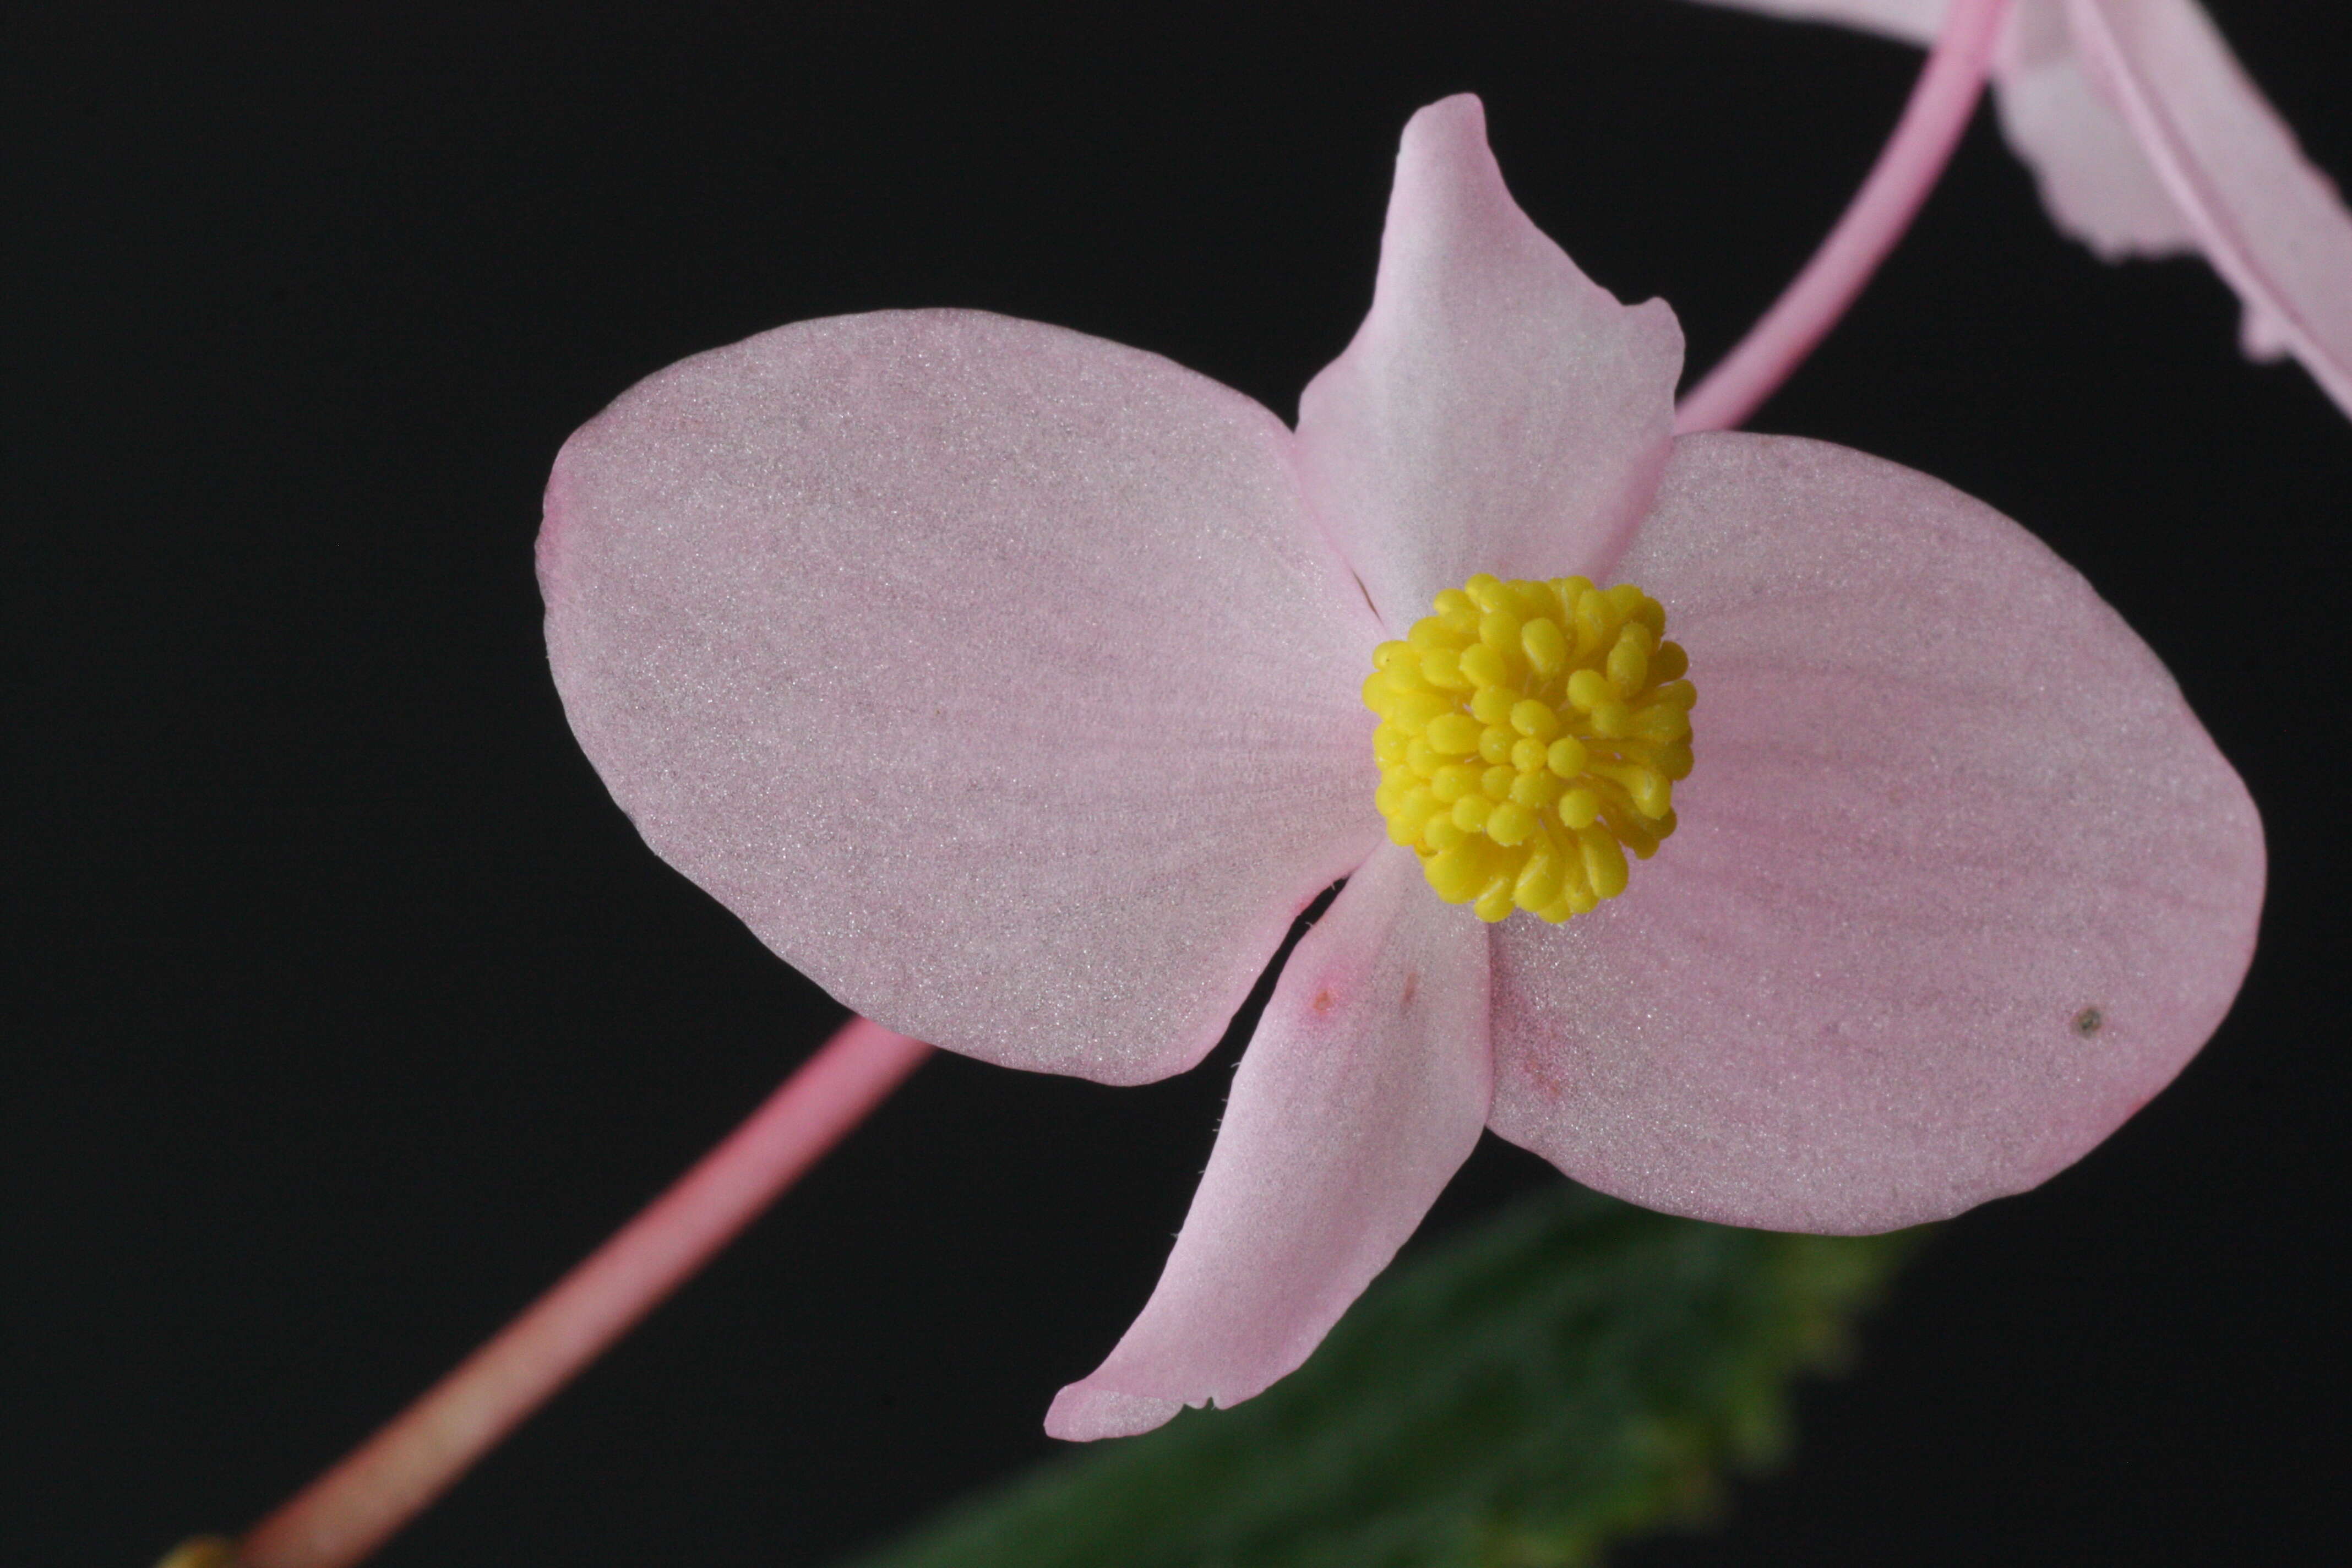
[1428,842,1487,900]
[1459,641,1510,688]
[1427,712,1481,755]
[1419,646,1468,690]
[1431,587,1479,631]
[1608,625,1651,695]
[1487,801,1538,846]
[1651,677,1697,711]
[1574,589,1614,656]
[1509,770,1560,810]
[1393,690,1452,728]
[1369,574,1693,922]
[1510,699,1560,740]
[1464,573,1511,611]
[1515,848,1565,910]
[1631,701,1690,743]
[1521,616,1569,676]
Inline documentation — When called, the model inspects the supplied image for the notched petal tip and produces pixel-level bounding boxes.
[1297,95,1683,635]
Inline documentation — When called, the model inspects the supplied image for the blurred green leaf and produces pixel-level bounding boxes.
[845,1185,1920,1568]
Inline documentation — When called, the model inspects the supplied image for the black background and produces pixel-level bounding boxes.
[7,3,2348,1564]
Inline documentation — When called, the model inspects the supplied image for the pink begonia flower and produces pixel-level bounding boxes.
[536,95,2263,1441]
[1687,0,2352,416]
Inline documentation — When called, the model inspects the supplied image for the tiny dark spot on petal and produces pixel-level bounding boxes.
[1312,988,1336,1015]
[2073,1005,2104,1037]
[1400,971,1419,1008]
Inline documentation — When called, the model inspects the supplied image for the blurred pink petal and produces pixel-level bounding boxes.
[1047,844,1491,1439]
[2068,0,2352,416]
[1680,0,1942,45]
[1295,95,1681,634]
[1487,433,2264,1233]
[1690,0,2352,413]
[1993,42,2200,258]
[541,308,1381,1086]
[1683,1,2202,259]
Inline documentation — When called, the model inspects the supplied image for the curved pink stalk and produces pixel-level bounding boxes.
[1675,0,2013,433]
[236,1017,930,1568]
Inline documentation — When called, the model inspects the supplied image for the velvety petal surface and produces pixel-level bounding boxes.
[541,309,1382,1086]
[2068,0,2352,417]
[1046,843,1492,1439]
[1488,434,2263,1234]
[1294,94,1681,636]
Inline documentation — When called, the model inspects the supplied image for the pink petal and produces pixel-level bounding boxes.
[1294,95,1682,635]
[1684,2,2197,259]
[2067,0,2352,417]
[1045,843,1491,1439]
[1487,433,2263,1234]
[541,309,1382,1087]
[1992,46,2201,260]
[1672,0,1944,48]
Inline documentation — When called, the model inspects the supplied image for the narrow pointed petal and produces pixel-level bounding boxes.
[1488,434,2263,1235]
[1046,843,1491,1439]
[2068,0,2352,416]
[542,309,1382,1086]
[1295,94,1682,635]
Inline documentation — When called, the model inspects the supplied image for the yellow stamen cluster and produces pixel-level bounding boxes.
[1364,574,1694,923]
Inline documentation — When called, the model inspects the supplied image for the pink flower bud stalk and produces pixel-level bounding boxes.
[235,1017,929,1568]
[1676,0,2012,432]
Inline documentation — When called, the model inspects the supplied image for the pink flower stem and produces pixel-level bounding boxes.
[234,1016,932,1568]
[1675,0,2013,433]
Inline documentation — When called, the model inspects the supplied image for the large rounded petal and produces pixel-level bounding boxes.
[1487,434,2263,1234]
[1294,95,1682,636]
[541,309,1382,1085]
[2068,0,2352,417]
[1046,843,1492,1439]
